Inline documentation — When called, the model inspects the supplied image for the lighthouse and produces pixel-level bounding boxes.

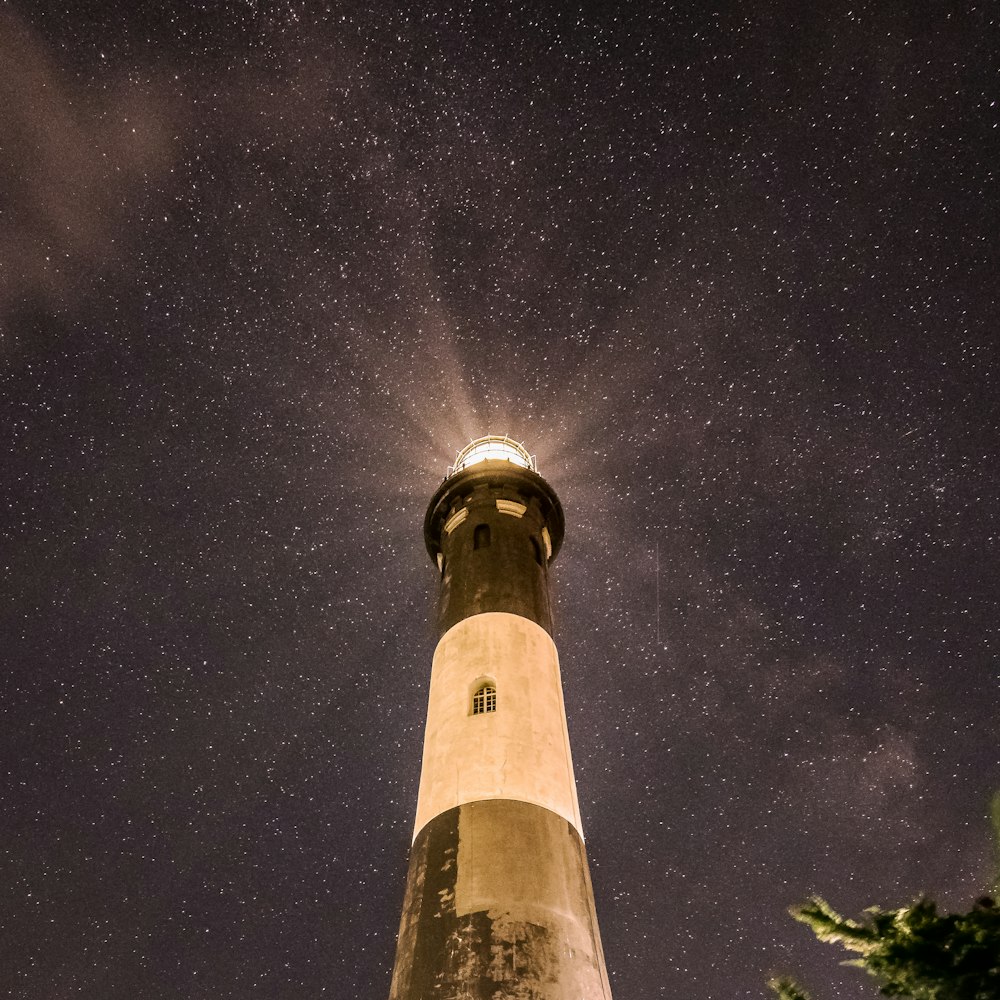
[388,436,613,999]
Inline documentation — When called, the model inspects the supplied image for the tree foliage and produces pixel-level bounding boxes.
[768,796,1000,1000]
[787,894,1000,1000]
[767,976,813,1000]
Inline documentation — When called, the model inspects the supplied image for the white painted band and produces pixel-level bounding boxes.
[413,612,584,842]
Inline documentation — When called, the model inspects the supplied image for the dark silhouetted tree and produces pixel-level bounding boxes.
[785,894,1000,1000]
[769,794,1000,1000]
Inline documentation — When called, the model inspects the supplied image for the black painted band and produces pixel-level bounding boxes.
[388,798,612,1000]
[423,462,565,636]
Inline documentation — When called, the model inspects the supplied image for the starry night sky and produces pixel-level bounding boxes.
[2,3,998,998]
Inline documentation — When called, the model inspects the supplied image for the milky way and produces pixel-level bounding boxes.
[2,5,997,998]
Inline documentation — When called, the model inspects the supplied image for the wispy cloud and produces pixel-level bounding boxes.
[0,11,178,322]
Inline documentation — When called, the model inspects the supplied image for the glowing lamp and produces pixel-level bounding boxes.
[449,435,536,475]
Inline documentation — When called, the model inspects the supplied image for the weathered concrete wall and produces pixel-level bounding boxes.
[388,799,613,1000]
[414,612,582,840]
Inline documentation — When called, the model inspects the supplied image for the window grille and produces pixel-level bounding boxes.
[472,684,497,715]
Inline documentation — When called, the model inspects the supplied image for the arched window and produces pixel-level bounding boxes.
[472,683,497,715]
[473,523,491,550]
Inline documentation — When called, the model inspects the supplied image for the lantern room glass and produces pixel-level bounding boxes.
[450,436,536,475]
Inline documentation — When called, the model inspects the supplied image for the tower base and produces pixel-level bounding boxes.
[388,799,612,999]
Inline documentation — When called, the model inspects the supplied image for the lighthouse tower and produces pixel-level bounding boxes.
[388,436,613,999]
